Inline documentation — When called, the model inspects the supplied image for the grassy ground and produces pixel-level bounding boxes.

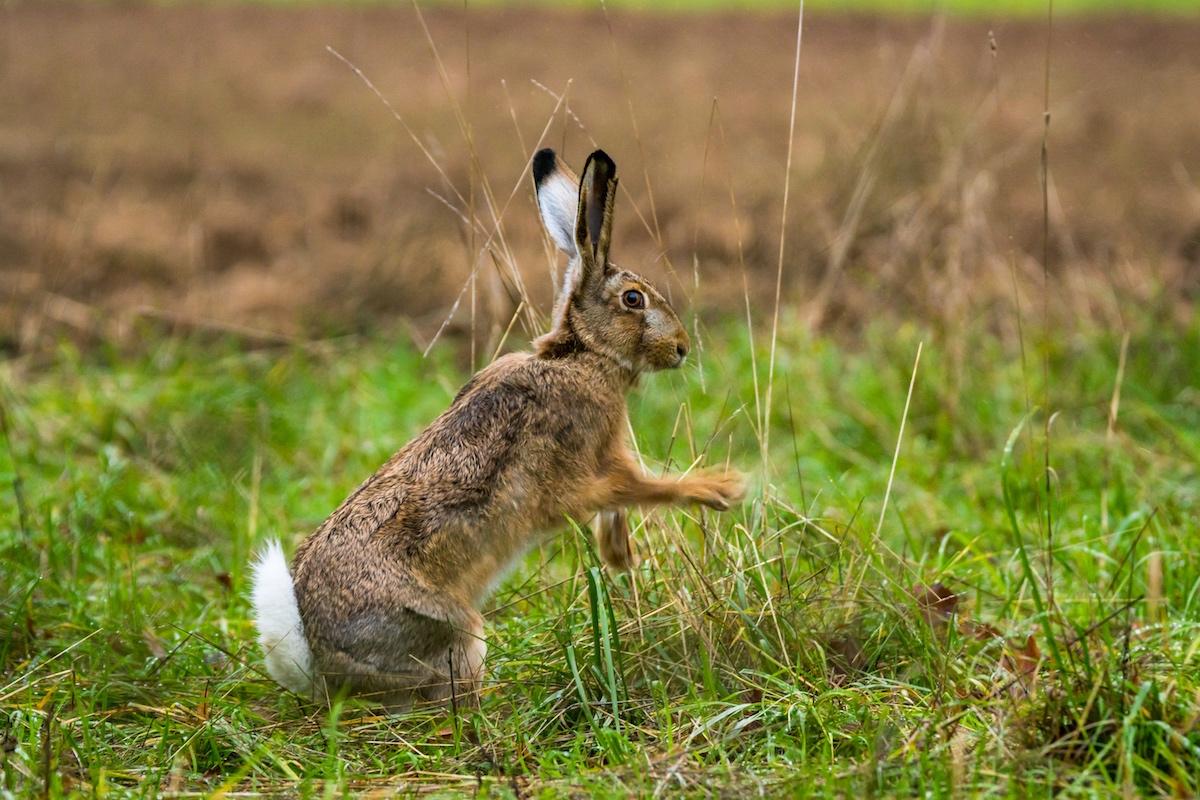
[2,307,1199,797]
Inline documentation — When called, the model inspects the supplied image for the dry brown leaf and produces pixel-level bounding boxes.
[740,687,764,705]
[827,635,868,679]
[914,582,960,624]
[1000,634,1042,694]
[960,619,1004,641]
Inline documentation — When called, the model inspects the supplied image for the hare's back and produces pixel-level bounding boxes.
[412,353,617,483]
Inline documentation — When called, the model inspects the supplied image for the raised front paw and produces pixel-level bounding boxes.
[689,472,747,511]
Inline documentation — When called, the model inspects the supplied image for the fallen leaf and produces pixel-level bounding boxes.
[827,634,867,679]
[1000,634,1042,696]
[914,582,959,624]
[960,619,1004,641]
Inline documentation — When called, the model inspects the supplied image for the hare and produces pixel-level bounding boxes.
[251,149,746,709]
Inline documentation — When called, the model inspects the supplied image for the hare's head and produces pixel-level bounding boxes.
[533,148,689,374]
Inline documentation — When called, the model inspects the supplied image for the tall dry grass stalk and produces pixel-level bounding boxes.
[763,0,805,482]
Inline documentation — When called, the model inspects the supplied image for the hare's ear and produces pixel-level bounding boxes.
[533,148,580,258]
[574,149,618,295]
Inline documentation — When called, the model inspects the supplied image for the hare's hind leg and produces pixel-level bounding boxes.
[308,605,485,711]
[408,610,486,708]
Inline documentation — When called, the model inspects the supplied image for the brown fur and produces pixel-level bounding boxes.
[287,149,745,708]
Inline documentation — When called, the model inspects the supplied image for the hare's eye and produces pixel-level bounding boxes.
[622,290,646,310]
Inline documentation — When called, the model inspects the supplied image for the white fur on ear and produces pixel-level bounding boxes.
[534,148,585,322]
[536,170,580,259]
[533,148,580,262]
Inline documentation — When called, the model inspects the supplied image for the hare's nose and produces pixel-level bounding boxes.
[676,343,689,361]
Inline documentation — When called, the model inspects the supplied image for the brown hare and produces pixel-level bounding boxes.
[251,148,746,710]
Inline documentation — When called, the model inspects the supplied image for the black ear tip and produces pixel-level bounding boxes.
[586,149,617,177]
[532,148,557,185]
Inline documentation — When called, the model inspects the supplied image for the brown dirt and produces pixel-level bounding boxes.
[2,3,1198,352]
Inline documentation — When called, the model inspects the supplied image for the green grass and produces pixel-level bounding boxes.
[2,314,1199,797]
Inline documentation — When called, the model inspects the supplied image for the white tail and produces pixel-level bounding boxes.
[250,540,319,698]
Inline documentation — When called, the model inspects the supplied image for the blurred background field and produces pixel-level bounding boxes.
[103,0,1200,14]
[2,3,1198,351]
[2,1,1200,797]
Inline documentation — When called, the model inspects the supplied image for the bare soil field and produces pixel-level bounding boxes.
[2,3,1198,351]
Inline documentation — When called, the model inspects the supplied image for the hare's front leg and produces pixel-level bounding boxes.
[673,472,747,511]
[602,461,746,512]
[596,509,636,572]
